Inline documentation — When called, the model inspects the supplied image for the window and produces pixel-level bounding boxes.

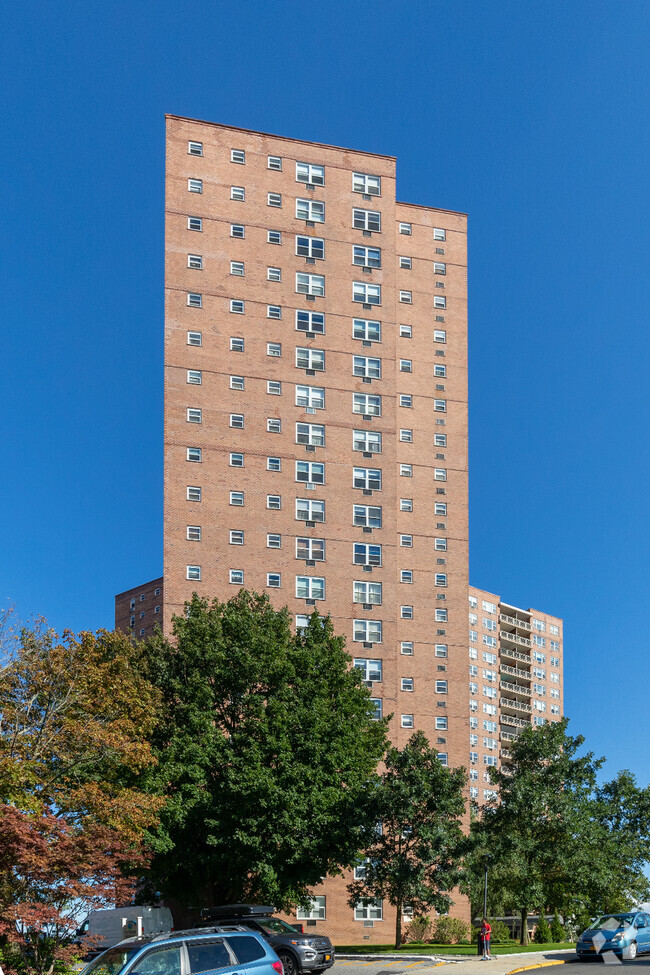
[187,565,201,581]
[267,457,281,472]
[267,266,281,282]
[401,606,413,619]
[435,573,447,587]
[353,245,381,268]
[400,499,413,512]
[401,642,413,655]
[229,530,244,545]
[187,178,203,194]
[434,329,447,344]
[353,355,381,379]
[293,422,324,448]
[267,192,282,207]
[353,619,382,643]
[400,464,413,477]
[353,281,381,305]
[188,254,203,269]
[296,576,325,600]
[433,262,446,275]
[188,141,203,156]
[187,370,202,386]
[353,429,382,453]
[297,896,326,921]
[267,573,281,588]
[398,222,412,235]
[296,198,325,222]
[230,491,244,506]
[187,486,201,502]
[267,342,281,357]
[353,393,381,416]
[230,185,245,201]
[187,331,202,346]
[400,534,412,547]
[355,899,382,921]
[353,581,382,605]
[433,295,446,309]
[550,624,560,636]
[267,230,282,244]
[187,293,202,308]
[400,395,412,408]
[399,429,412,443]
[434,538,447,552]
[436,680,448,694]
[353,504,382,528]
[483,618,497,631]
[268,155,282,170]
[267,495,282,510]
[230,375,245,390]
[435,608,448,622]
[400,570,413,584]
[353,543,382,567]
[353,172,381,195]
[295,497,325,522]
[230,300,244,314]
[296,537,325,561]
[353,318,381,342]
[434,364,447,379]
[399,290,412,304]
[296,272,325,296]
[296,235,325,259]
[188,217,203,231]
[296,385,325,410]
[229,413,244,428]
[353,467,381,490]
[267,533,281,548]
[267,381,281,396]
[401,678,414,692]
[434,433,447,447]
[187,525,201,541]
[401,714,414,728]
[296,460,324,485]
[267,418,281,433]
[399,324,412,338]
[352,208,381,232]
[187,447,202,462]
[296,162,325,185]
[434,468,447,481]
[354,657,382,681]
[399,359,413,373]
[433,227,446,241]
[399,256,412,269]
[230,224,245,238]
[187,408,202,424]
[296,309,325,334]
[434,399,447,412]
[230,569,244,584]
[230,452,244,467]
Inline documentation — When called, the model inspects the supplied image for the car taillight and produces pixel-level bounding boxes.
[272,962,283,974]
[295,925,304,933]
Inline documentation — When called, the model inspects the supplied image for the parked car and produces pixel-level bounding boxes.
[81,925,282,975]
[77,907,173,953]
[576,911,650,960]
[197,906,334,975]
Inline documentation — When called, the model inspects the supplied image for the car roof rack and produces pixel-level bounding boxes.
[146,925,251,943]
[200,905,275,920]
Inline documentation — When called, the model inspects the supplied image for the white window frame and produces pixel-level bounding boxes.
[296,272,325,296]
[296,309,325,334]
[353,281,381,305]
[353,619,382,644]
[295,497,325,522]
[295,385,325,410]
[353,393,381,416]
[296,576,325,600]
[352,172,381,195]
[352,208,381,232]
[296,162,325,185]
[352,318,381,342]
[296,198,325,222]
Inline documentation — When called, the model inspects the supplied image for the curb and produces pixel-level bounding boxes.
[507,963,569,974]
[337,956,451,963]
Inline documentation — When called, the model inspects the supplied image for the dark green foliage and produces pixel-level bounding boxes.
[346,731,466,948]
[534,916,551,943]
[430,917,468,944]
[550,911,565,943]
[141,591,388,909]
[489,920,514,944]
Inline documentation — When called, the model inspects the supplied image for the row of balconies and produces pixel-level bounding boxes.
[500,645,531,664]
[499,679,531,698]
[500,629,532,648]
[500,713,530,728]
[500,695,533,713]
[500,662,531,680]
[499,613,532,632]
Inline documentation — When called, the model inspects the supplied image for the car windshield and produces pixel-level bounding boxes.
[83,945,141,975]
[593,914,636,931]
[257,919,300,934]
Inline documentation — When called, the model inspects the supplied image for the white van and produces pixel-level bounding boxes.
[77,907,173,951]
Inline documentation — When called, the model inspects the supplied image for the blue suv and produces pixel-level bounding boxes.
[576,912,650,960]
[82,926,283,975]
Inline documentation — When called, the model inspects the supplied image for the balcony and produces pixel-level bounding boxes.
[500,713,530,728]
[499,679,531,698]
[500,729,518,742]
[500,645,531,664]
[500,696,533,713]
[500,748,512,760]
[500,663,530,681]
[500,629,532,648]
[500,613,532,631]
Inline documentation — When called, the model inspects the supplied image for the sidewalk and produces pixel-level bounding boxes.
[336,948,575,975]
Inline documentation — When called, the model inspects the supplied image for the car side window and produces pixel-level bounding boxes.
[131,947,182,975]
[228,937,266,964]
[187,941,233,973]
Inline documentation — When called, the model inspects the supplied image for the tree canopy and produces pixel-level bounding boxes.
[140,591,389,910]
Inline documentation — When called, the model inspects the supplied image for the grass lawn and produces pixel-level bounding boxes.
[335,942,575,955]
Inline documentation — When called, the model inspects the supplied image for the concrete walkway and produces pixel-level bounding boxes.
[336,948,575,975]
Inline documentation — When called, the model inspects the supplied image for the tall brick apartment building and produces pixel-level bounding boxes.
[115,116,562,942]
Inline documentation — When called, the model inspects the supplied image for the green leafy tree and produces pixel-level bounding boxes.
[550,911,565,943]
[141,591,389,910]
[534,915,551,944]
[346,731,466,948]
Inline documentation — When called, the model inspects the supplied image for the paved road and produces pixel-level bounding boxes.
[334,961,452,975]
[333,953,650,975]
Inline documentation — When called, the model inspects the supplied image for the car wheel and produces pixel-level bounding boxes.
[624,942,637,960]
[277,951,299,975]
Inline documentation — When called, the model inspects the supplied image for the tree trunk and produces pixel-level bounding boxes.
[520,908,529,945]
[395,899,402,949]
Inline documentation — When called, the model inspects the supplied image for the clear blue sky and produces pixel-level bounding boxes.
[1,0,648,784]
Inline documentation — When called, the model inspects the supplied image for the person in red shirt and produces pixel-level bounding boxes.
[481,918,492,959]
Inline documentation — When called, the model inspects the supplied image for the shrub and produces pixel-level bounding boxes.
[489,920,514,944]
[534,916,551,943]
[431,917,469,944]
[404,915,433,943]
[550,912,565,943]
